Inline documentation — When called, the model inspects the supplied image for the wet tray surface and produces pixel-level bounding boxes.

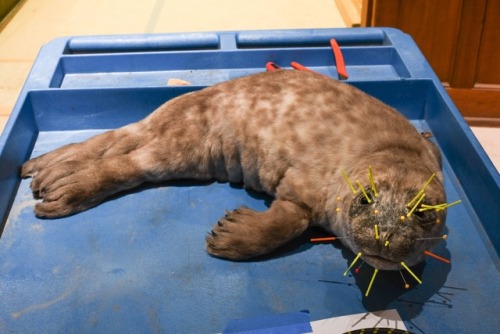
[0,28,498,333]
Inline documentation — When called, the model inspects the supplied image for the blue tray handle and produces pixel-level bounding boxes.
[66,33,221,53]
[236,28,387,47]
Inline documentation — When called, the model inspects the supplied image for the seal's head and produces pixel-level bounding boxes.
[332,164,446,271]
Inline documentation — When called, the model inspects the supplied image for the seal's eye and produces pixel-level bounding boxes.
[358,190,373,205]
[412,210,426,219]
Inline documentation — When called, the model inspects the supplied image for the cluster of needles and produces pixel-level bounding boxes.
[311,167,462,297]
[265,38,348,80]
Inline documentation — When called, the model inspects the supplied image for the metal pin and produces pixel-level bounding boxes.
[344,252,363,276]
[365,268,379,297]
[401,261,422,284]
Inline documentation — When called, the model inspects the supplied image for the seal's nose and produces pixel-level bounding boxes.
[371,216,417,262]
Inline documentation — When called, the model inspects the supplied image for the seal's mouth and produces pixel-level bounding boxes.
[362,254,402,271]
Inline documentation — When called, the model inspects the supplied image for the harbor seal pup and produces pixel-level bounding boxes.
[20,70,446,271]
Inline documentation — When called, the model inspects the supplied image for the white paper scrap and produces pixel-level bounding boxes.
[310,309,407,333]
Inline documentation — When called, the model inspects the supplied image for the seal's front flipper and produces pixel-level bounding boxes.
[206,200,311,260]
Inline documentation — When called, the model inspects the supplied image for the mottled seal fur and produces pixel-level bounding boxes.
[21,70,446,270]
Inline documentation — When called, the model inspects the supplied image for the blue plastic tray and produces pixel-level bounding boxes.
[0,28,498,333]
